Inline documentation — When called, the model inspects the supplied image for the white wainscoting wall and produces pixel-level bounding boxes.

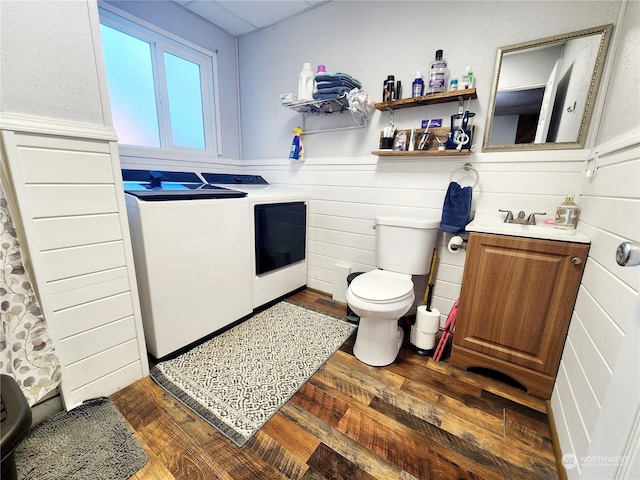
[1,122,149,409]
[244,152,587,324]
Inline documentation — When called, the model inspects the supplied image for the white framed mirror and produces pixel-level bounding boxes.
[483,24,613,151]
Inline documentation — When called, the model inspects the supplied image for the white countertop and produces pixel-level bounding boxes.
[465,211,591,244]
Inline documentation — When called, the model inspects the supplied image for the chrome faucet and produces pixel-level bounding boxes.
[499,210,546,225]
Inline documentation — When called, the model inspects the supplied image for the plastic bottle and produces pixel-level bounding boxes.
[460,64,474,90]
[427,50,448,94]
[449,78,459,91]
[396,80,402,100]
[297,62,314,101]
[385,75,396,102]
[412,71,424,97]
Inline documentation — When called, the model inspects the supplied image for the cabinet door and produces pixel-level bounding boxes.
[454,233,589,376]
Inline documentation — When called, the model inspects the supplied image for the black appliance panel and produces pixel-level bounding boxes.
[202,173,268,185]
[255,202,306,275]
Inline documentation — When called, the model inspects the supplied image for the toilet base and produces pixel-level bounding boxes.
[353,317,404,366]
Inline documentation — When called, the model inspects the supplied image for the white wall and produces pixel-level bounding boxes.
[237,0,620,317]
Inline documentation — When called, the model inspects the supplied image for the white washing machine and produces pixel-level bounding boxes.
[123,170,253,359]
[202,174,308,309]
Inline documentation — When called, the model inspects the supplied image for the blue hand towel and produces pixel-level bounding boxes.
[440,182,472,234]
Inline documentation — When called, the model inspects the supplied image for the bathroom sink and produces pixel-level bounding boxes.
[466,212,590,243]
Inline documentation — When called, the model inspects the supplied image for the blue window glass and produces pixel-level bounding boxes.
[164,53,206,149]
[100,24,160,148]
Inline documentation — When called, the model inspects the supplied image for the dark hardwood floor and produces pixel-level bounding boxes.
[111,289,560,480]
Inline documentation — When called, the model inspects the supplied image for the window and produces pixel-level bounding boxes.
[99,8,220,156]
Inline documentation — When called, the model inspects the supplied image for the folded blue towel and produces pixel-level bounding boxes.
[313,92,347,100]
[315,86,350,95]
[314,72,362,89]
[440,182,472,234]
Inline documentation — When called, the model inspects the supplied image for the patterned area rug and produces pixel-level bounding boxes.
[15,397,147,480]
[150,301,355,446]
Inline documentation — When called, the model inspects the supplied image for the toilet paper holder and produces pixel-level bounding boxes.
[448,235,467,253]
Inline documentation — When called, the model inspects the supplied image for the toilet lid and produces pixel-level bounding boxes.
[350,270,413,303]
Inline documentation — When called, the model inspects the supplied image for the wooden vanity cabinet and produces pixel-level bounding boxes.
[450,232,589,399]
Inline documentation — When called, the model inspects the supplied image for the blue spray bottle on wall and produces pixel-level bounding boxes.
[289,127,304,161]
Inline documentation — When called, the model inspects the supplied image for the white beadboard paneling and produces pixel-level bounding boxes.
[553,364,584,479]
[19,147,115,183]
[65,340,141,392]
[567,314,613,404]
[579,258,636,337]
[310,226,375,251]
[579,196,639,241]
[573,286,623,369]
[26,184,118,218]
[47,267,131,311]
[431,279,462,303]
[34,214,122,250]
[40,241,126,282]
[68,362,143,408]
[57,317,137,366]
[434,263,465,286]
[309,240,375,267]
[577,222,640,291]
[580,156,640,200]
[309,213,375,236]
[53,292,134,340]
[561,337,602,437]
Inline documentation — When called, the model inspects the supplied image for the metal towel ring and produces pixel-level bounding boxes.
[450,163,479,188]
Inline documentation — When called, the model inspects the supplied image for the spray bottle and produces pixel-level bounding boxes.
[289,127,304,161]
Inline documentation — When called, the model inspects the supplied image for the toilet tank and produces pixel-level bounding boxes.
[375,216,440,275]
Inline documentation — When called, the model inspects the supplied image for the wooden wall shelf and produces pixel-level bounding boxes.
[375,88,477,111]
[372,149,471,157]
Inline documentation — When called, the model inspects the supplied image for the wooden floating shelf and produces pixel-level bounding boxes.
[372,149,471,157]
[375,88,477,111]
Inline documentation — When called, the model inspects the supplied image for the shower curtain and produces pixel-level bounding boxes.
[1,180,61,406]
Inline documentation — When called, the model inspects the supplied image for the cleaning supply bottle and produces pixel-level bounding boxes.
[427,50,448,94]
[297,63,314,101]
[412,71,424,97]
[555,195,580,229]
[460,64,474,89]
[289,127,304,161]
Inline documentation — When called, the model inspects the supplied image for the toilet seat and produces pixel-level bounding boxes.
[349,270,413,304]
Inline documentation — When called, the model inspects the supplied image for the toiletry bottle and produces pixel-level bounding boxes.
[297,62,314,101]
[412,71,424,97]
[449,78,459,91]
[555,196,580,229]
[427,50,448,94]
[460,64,474,89]
[314,64,326,94]
[385,75,396,101]
[396,80,402,100]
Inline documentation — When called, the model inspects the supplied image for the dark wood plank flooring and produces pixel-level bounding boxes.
[111,289,559,480]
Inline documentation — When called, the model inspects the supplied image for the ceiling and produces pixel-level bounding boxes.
[171,0,329,37]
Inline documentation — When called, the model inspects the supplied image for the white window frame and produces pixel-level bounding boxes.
[99,4,222,160]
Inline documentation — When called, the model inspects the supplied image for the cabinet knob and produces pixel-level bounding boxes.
[572,257,582,265]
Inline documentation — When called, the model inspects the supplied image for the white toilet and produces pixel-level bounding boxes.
[346,216,440,366]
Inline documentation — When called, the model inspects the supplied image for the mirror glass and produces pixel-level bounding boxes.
[483,24,613,151]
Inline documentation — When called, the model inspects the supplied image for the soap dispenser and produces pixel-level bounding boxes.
[555,196,580,229]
